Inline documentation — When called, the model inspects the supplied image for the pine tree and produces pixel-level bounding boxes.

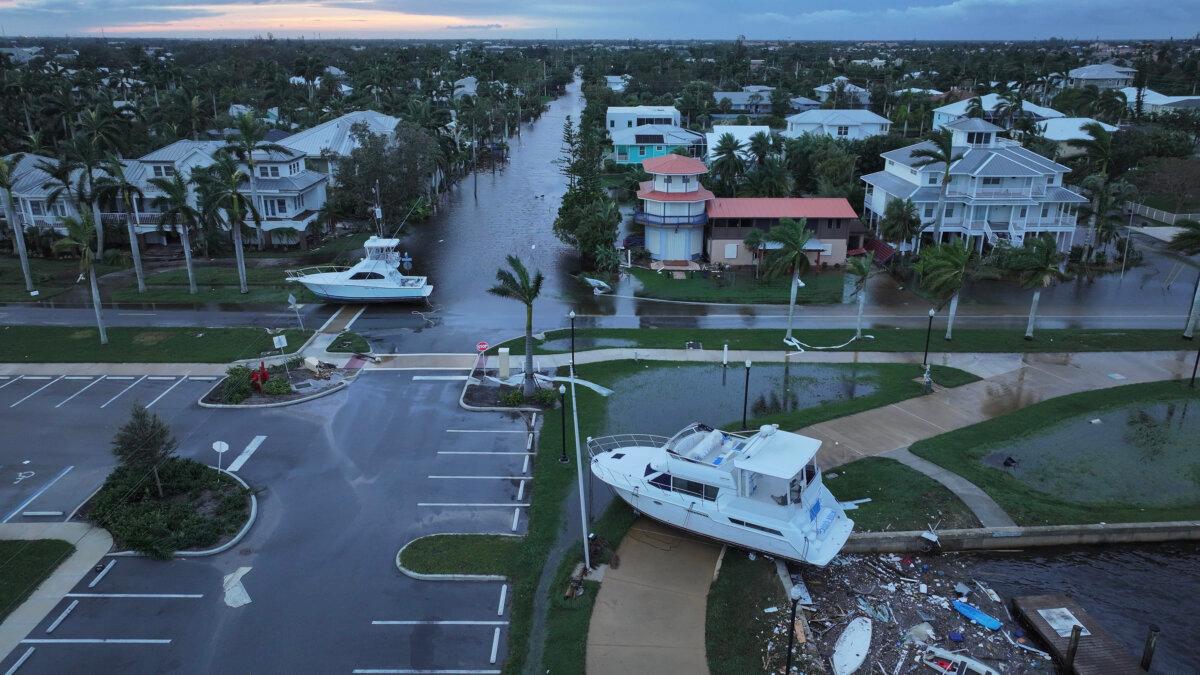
[111,405,178,499]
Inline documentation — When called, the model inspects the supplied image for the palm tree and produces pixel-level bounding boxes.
[748,131,773,166]
[487,255,544,397]
[1011,237,1070,340]
[1078,176,1136,258]
[909,129,964,244]
[1091,89,1127,124]
[743,228,765,279]
[53,213,107,345]
[709,133,746,196]
[992,90,1023,128]
[223,113,292,251]
[846,252,876,339]
[1066,121,1114,177]
[761,218,813,344]
[746,157,790,197]
[150,172,200,295]
[0,154,35,293]
[97,157,147,293]
[965,97,985,119]
[914,244,985,340]
[204,154,258,294]
[880,198,922,267]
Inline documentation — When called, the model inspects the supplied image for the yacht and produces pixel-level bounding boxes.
[286,236,432,302]
[588,423,853,566]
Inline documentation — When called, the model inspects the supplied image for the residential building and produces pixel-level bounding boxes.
[604,74,631,92]
[814,77,871,108]
[705,125,771,163]
[860,118,1088,252]
[713,89,773,115]
[605,106,681,131]
[1119,87,1200,114]
[1067,63,1136,89]
[611,125,704,165]
[783,110,891,140]
[931,93,1064,130]
[281,110,400,176]
[790,96,821,113]
[1033,117,1117,158]
[453,76,479,99]
[635,154,712,260]
[0,46,42,64]
[892,87,944,99]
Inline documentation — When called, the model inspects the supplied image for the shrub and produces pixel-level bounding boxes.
[499,389,525,407]
[533,387,559,407]
[221,366,253,403]
[262,377,291,396]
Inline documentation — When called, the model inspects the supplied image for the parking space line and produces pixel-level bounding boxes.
[352,670,501,674]
[62,376,93,381]
[227,435,267,473]
[417,503,529,508]
[445,430,524,434]
[428,476,527,480]
[4,647,34,675]
[88,560,116,588]
[2,466,74,523]
[65,593,203,599]
[510,509,519,532]
[21,511,64,517]
[145,374,189,408]
[189,376,217,382]
[489,627,500,664]
[106,376,135,381]
[20,639,171,645]
[10,375,64,407]
[45,600,79,633]
[56,376,105,408]
[146,376,176,381]
[371,620,509,626]
[100,375,146,408]
[22,376,51,381]
[437,452,535,456]
[0,376,21,391]
[497,585,507,616]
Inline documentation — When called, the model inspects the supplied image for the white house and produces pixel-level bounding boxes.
[932,93,1064,130]
[790,96,821,112]
[1034,117,1118,158]
[783,110,891,140]
[1067,63,1136,89]
[281,110,400,176]
[605,106,681,133]
[604,74,631,92]
[860,118,1088,252]
[705,125,772,162]
[893,87,944,99]
[814,77,870,108]
[1119,87,1200,114]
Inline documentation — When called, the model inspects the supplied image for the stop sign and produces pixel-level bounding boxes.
[476,341,490,352]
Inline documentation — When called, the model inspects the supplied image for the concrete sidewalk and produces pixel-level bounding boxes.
[0,523,113,662]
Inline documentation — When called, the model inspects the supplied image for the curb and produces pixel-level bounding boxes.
[197,378,349,409]
[841,519,1200,554]
[395,533,521,582]
[228,329,321,368]
[458,354,541,414]
[108,468,258,558]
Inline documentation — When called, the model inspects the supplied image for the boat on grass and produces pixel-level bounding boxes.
[588,422,854,566]
[286,236,432,302]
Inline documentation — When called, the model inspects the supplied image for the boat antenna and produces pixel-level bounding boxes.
[372,180,384,238]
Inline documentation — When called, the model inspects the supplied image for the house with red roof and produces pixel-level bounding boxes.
[634,155,864,266]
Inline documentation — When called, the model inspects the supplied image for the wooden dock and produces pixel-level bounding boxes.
[1012,594,1142,674]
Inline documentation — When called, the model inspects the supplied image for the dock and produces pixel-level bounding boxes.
[1011,594,1142,674]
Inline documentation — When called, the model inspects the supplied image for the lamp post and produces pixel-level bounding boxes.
[742,359,752,430]
[559,384,569,463]
[568,310,577,371]
[784,585,804,675]
[923,308,936,366]
[570,363,591,568]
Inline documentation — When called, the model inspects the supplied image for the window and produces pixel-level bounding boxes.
[289,161,300,174]
[924,206,934,218]
[259,165,280,178]
[30,201,44,216]
[727,518,783,537]
[982,177,1002,186]
[152,164,173,177]
[655,146,663,151]
[1019,207,1027,218]
[966,132,992,145]
[664,176,672,184]
[836,125,849,137]
[609,120,615,128]
[626,120,633,127]
[1046,175,1054,185]
[724,243,738,259]
[828,220,841,229]
[348,272,385,280]
[945,206,955,218]
[928,174,938,185]
[681,176,691,185]
[1041,205,1049,218]
[262,198,288,217]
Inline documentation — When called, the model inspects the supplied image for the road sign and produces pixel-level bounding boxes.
[212,441,230,471]
[273,335,288,349]
[476,341,490,353]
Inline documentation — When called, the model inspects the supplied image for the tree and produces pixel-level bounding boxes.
[1066,120,1115,177]
[965,97,985,118]
[0,153,34,293]
[746,157,790,197]
[914,243,988,340]
[1010,236,1070,339]
[992,90,1023,128]
[223,113,292,250]
[709,132,746,196]
[748,131,773,166]
[150,172,200,294]
[880,198,921,267]
[1168,219,1200,256]
[743,228,765,279]
[202,154,258,294]
[909,128,964,243]
[111,404,178,499]
[52,213,107,345]
[488,255,544,397]
[761,218,813,344]
[846,252,876,339]
[75,109,126,258]
[1077,176,1136,257]
[97,156,147,293]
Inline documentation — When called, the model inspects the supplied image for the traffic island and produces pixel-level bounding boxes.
[200,361,351,408]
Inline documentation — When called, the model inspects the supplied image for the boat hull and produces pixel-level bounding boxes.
[295,280,433,303]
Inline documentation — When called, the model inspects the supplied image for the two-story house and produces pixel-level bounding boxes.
[860,118,1088,253]
[783,110,891,140]
[1067,64,1136,90]
[606,106,682,131]
[814,77,871,108]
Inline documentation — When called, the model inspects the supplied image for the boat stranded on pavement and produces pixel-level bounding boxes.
[588,422,854,565]
[286,236,433,302]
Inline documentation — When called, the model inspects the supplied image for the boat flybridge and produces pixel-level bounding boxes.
[588,422,854,566]
[286,236,432,303]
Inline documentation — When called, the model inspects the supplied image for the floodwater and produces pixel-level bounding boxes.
[970,544,1200,673]
[982,400,1200,506]
[597,362,882,436]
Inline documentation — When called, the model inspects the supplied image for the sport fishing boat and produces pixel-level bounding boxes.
[286,236,432,302]
[588,422,854,566]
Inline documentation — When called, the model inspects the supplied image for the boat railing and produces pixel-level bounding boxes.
[586,433,670,458]
[285,265,350,280]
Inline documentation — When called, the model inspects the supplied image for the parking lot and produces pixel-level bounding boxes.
[0,370,535,673]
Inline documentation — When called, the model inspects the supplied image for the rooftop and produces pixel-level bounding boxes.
[641,154,709,175]
[1069,63,1137,79]
[281,110,400,158]
[637,180,714,203]
[1036,117,1117,142]
[707,197,858,220]
[934,94,1064,120]
[945,117,1003,132]
[611,124,703,146]
[787,109,890,125]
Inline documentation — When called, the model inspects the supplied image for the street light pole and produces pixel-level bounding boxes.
[568,310,576,371]
[742,359,752,430]
[923,308,935,367]
[558,384,568,463]
[570,362,591,568]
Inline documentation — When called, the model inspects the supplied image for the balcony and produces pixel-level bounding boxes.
[633,211,707,226]
[945,187,1034,200]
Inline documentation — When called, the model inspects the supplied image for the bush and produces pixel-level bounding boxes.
[533,387,559,407]
[221,366,252,403]
[262,377,291,396]
[499,389,525,407]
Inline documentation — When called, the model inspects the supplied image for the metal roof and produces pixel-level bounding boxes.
[934,94,1064,120]
[787,109,890,125]
[280,110,400,158]
[945,117,1003,132]
[253,171,327,193]
[1068,63,1136,79]
[610,124,702,146]
[1036,117,1117,141]
[707,197,858,220]
[860,170,918,199]
[138,139,223,163]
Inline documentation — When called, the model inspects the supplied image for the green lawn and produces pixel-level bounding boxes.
[328,331,370,353]
[0,540,75,622]
[109,265,318,304]
[399,535,522,577]
[242,231,371,259]
[0,326,311,363]
[630,267,845,304]
[0,256,125,302]
[910,380,1200,526]
[825,457,980,531]
[706,550,791,675]
[493,327,1197,356]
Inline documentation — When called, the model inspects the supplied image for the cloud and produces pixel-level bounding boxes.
[444,23,502,29]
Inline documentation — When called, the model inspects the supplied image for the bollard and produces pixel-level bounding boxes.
[1140,624,1160,671]
[498,347,510,379]
[1065,624,1082,670]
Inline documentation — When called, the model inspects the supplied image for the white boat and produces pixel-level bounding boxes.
[831,617,872,675]
[588,422,854,566]
[286,236,432,303]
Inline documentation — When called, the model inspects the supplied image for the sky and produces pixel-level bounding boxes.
[1,0,1197,40]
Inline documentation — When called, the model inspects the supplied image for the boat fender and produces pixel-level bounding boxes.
[760,424,776,436]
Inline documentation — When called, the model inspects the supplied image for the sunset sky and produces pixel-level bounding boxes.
[0,0,1196,39]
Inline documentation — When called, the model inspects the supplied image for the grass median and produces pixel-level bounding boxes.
[909,379,1200,526]
[328,331,370,353]
[0,326,311,363]
[110,265,318,304]
[0,540,76,622]
[825,457,980,531]
[629,267,845,304]
[0,257,125,302]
